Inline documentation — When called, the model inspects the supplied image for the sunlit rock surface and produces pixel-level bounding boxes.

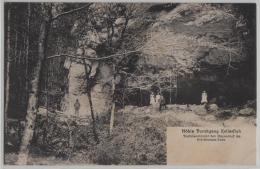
[61,60,113,117]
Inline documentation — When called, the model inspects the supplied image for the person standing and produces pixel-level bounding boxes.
[150,92,156,107]
[201,90,208,105]
[155,93,161,108]
[159,94,166,111]
[74,99,80,117]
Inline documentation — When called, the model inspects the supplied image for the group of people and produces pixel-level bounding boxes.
[149,90,208,111]
[150,92,166,111]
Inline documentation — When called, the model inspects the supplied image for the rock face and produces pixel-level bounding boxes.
[61,59,113,117]
[135,3,248,84]
[61,4,132,117]
[61,4,122,117]
[60,4,254,113]
[130,4,254,104]
[142,4,248,73]
[61,61,90,117]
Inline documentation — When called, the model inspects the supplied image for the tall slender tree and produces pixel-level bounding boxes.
[25,3,30,100]
[4,4,11,136]
[16,4,52,164]
[109,64,116,134]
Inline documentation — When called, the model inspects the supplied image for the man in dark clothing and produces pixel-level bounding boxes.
[74,99,80,117]
[159,94,166,111]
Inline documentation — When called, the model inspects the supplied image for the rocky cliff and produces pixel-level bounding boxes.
[60,3,255,116]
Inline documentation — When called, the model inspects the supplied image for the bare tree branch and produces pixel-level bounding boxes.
[52,4,92,21]
[47,50,140,60]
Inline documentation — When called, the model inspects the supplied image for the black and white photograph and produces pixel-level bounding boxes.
[2,2,257,165]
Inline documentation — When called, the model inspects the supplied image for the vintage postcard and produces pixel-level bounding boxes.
[2,1,258,166]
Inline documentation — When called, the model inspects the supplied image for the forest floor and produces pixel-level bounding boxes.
[5,103,256,165]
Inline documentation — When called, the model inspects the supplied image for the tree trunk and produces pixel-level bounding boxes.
[83,59,99,143]
[87,91,99,143]
[109,64,116,135]
[5,6,11,136]
[109,100,115,135]
[16,11,51,165]
[14,30,18,63]
[25,3,30,101]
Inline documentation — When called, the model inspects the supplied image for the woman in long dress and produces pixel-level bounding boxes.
[201,90,208,105]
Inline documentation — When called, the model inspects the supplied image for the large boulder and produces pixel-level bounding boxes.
[243,100,256,109]
[192,105,207,115]
[215,110,233,120]
[238,107,256,116]
[207,103,219,112]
